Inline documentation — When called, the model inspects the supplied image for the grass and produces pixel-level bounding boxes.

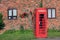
[0,29,60,40]
[0,30,36,40]
[48,29,60,37]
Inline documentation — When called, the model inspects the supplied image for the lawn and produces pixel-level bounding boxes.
[48,29,60,37]
[0,29,60,40]
[0,30,36,40]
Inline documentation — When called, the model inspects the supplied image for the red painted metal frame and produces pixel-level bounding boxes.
[35,8,48,38]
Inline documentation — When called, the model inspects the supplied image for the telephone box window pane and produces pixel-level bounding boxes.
[13,9,17,16]
[40,22,42,26]
[48,9,51,18]
[52,9,55,18]
[9,10,12,16]
[40,14,44,18]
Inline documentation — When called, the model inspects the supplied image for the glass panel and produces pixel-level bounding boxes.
[48,9,51,18]
[13,9,17,16]
[13,17,17,19]
[40,14,44,18]
[9,17,11,19]
[9,10,12,16]
[52,9,55,18]
[39,14,44,28]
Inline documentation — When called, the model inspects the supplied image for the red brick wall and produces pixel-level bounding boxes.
[0,0,60,32]
[43,0,60,30]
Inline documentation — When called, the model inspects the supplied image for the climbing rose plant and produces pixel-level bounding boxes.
[20,12,28,18]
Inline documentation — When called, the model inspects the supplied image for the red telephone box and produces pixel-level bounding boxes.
[35,8,48,38]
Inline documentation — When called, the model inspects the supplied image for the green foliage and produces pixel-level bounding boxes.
[39,2,43,7]
[0,13,5,30]
[20,25,25,33]
[0,0,2,3]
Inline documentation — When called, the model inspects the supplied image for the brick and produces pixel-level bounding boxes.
[0,0,60,33]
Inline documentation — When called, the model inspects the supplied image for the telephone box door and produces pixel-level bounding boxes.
[35,8,48,38]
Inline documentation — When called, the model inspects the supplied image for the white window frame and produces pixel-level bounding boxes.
[47,8,56,18]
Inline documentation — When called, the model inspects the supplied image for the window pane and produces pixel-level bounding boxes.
[52,9,55,18]
[13,17,17,19]
[13,9,17,16]
[9,10,12,16]
[48,9,51,18]
[9,17,11,19]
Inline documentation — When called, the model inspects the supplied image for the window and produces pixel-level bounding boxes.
[8,9,17,20]
[47,8,56,18]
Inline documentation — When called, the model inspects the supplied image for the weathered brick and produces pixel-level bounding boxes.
[0,0,60,33]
